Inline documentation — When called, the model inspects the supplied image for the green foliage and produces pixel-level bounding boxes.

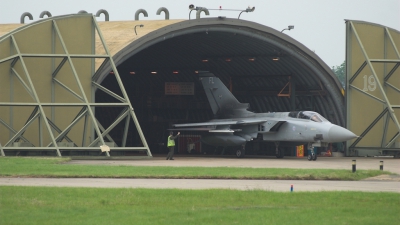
[0,157,391,181]
[331,61,345,87]
[0,186,398,225]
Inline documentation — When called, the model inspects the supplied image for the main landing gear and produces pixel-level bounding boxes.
[275,142,284,158]
[235,144,246,158]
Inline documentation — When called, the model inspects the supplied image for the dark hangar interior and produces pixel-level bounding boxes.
[95,18,344,155]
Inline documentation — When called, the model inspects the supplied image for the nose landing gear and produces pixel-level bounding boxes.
[307,145,317,161]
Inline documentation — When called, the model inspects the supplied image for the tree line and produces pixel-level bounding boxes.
[331,61,345,88]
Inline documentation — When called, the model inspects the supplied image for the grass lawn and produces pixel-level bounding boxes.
[0,157,392,180]
[0,186,398,225]
[0,157,398,224]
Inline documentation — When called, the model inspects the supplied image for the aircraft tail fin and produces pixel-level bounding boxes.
[199,72,250,117]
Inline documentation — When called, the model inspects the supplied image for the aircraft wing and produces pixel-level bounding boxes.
[173,119,268,128]
[236,119,268,125]
[168,127,215,131]
[169,127,234,133]
[171,118,288,133]
[171,119,269,133]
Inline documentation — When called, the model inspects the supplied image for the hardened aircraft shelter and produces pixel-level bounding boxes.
[346,20,400,157]
[1,12,353,157]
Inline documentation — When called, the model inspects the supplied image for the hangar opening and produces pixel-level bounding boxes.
[95,18,344,156]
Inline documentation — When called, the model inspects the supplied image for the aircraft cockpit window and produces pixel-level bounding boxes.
[298,111,311,120]
[294,111,328,122]
[288,111,299,118]
[316,114,329,122]
[311,115,322,122]
[301,111,329,122]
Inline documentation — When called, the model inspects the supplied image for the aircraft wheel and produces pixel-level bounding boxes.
[276,148,284,158]
[236,149,244,158]
[307,154,312,161]
[312,154,317,161]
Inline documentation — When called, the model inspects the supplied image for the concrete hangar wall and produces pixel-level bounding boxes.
[0,13,345,157]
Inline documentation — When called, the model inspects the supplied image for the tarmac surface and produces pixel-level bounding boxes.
[1,156,399,192]
[68,155,400,174]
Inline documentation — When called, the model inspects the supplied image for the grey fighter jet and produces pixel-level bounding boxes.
[171,72,357,160]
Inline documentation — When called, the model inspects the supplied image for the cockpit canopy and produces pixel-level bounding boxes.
[288,111,329,123]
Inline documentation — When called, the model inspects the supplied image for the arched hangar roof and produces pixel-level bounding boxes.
[95,18,345,126]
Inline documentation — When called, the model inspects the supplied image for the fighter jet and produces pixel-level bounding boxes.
[171,72,357,160]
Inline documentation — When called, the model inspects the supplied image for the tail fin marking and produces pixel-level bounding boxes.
[199,72,250,117]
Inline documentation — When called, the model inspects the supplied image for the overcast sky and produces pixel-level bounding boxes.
[1,0,399,68]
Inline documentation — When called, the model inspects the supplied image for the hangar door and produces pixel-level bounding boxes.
[346,20,400,157]
[0,14,150,157]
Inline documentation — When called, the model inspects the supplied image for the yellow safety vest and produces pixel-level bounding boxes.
[167,136,175,147]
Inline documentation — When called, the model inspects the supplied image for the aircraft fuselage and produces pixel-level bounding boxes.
[198,111,356,148]
[172,72,357,156]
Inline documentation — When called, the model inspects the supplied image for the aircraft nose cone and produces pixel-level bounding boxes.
[328,126,358,142]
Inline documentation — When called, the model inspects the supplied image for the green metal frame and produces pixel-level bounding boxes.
[0,14,151,158]
[346,21,400,156]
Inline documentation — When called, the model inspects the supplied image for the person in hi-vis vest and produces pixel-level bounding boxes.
[166,131,180,160]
